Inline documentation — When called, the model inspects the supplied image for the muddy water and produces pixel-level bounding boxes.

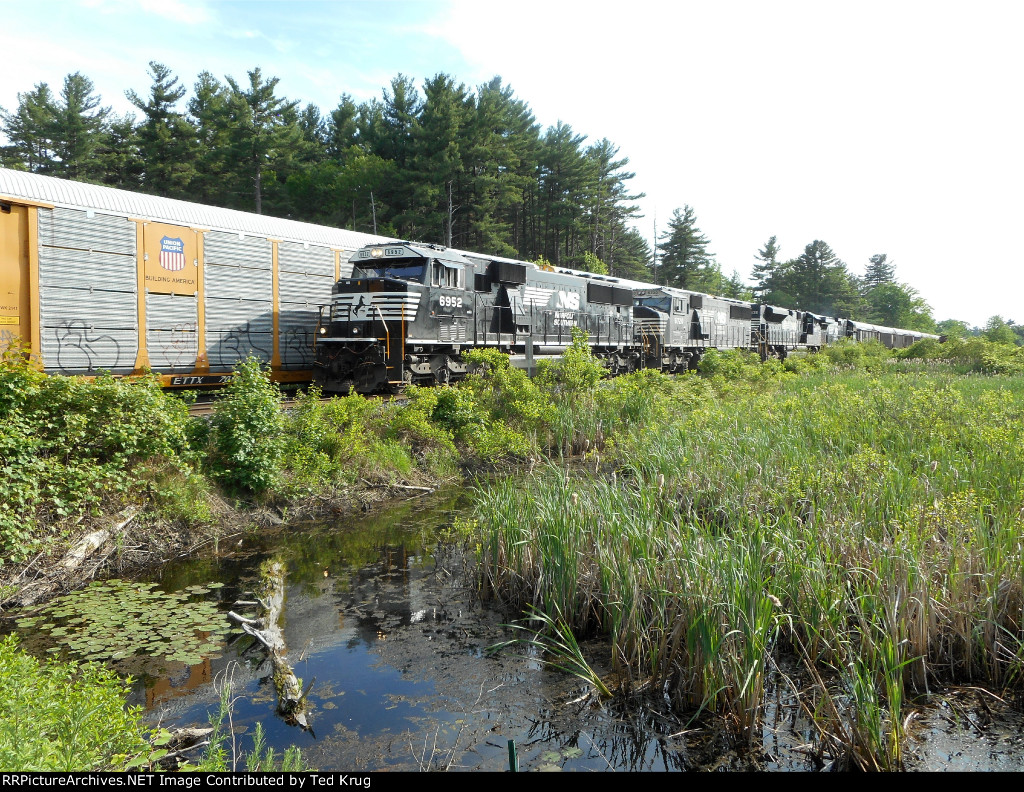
[26,486,1024,772]
[135,487,720,771]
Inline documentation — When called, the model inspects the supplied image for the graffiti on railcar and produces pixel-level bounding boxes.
[282,326,315,366]
[207,322,272,368]
[53,320,124,371]
[154,323,199,369]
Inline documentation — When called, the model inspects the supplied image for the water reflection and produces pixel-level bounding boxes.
[131,487,733,771]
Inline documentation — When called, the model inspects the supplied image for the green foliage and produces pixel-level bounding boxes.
[983,315,1019,346]
[476,367,1024,764]
[535,327,606,395]
[818,338,893,370]
[900,335,1024,374]
[0,635,151,770]
[493,604,613,698]
[15,579,230,674]
[277,386,420,493]
[657,205,716,290]
[191,673,305,772]
[0,346,196,563]
[429,350,551,462]
[210,357,283,494]
[862,281,936,331]
[578,251,609,275]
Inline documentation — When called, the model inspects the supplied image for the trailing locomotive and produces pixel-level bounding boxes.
[314,241,939,394]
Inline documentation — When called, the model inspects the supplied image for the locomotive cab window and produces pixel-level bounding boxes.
[353,263,426,282]
[431,260,463,289]
[636,296,670,312]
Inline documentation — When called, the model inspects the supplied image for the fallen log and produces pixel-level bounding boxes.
[13,508,137,607]
[238,559,313,733]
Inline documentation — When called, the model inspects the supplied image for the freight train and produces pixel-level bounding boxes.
[1,170,936,393]
[0,168,384,386]
[312,241,938,394]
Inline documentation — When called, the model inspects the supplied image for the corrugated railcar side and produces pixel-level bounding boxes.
[0,169,384,385]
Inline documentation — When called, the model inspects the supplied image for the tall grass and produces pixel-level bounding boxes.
[475,364,1024,767]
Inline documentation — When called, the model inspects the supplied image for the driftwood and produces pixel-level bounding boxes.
[359,478,435,493]
[12,508,137,607]
[233,560,313,733]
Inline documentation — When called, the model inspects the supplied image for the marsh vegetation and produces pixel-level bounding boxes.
[1,332,1023,770]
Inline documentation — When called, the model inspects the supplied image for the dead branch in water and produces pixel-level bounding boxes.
[234,560,314,734]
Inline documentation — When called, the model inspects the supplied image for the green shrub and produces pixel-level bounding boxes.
[0,348,196,563]
[210,358,283,494]
[819,338,893,370]
[0,635,151,770]
[535,327,606,395]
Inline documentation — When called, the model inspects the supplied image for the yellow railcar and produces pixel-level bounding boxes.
[0,169,384,385]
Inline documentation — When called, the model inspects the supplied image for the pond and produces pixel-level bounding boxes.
[130,487,724,772]
[10,485,1024,772]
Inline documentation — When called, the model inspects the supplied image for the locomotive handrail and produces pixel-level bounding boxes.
[375,305,391,375]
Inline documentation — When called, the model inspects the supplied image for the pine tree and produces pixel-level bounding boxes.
[187,72,232,205]
[863,253,896,289]
[223,68,301,213]
[0,83,59,171]
[410,74,471,245]
[657,206,715,290]
[583,138,644,276]
[786,240,860,316]
[751,235,780,300]
[327,94,360,160]
[468,77,539,255]
[613,227,654,281]
[126,62,197,198]
[50,73,111,182]
[99,112,143,189]
[537,121,593,265]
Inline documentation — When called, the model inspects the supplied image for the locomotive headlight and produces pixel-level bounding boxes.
[370,247,384,258]
[319,327,327,335]
[353,328,360,335]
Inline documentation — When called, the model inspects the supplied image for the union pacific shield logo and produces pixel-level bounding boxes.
[159,236,186,271]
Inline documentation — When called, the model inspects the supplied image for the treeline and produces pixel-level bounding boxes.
[0,64,652,279]
[2,65,1021,339]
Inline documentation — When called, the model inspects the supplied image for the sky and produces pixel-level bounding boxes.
[1,0,1022,326]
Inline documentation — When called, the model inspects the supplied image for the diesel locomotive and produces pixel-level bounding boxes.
[312,242,635,393]
[313,241,938,394]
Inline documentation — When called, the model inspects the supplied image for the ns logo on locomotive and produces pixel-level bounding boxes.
[312,241,938,395]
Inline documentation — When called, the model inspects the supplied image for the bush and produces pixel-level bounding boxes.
[535,327,606,395]
[819,338,893,370]
[210,358,283,494]
[0,348,196,563]
[0,635,151,770]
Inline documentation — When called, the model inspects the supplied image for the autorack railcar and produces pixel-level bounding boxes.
[0,168,384,386]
